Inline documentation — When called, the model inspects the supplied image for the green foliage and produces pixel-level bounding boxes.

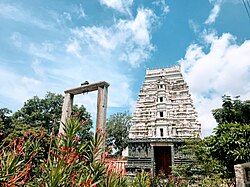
[0,127,50,186]
[207,95,250,178]
[212,95,250,125]
[39,118,106,187]
[104,171,128,187]
[106,112,132,156]
[204,123,250,178]
[1,93,249,186]
[0,119,105,186]
[173,95,250,184]
[172,140,225,186]
[132,171,151,187]
[0,92,92,141]
[153,175,188,187]
[130,171,189,187]
[12,92,85,134]
[199,175,233,187]
[0,108,13,141]
[2,118,177,187]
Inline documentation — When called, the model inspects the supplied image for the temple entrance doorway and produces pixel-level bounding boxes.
[154,146,172,176]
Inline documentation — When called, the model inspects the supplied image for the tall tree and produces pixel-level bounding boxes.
[12,93,63,134]
[212,95,250,125]
[106,112,132,156]
[2,92,92,140]
[204,123,250,178]
[206,95,250,178]
[174,95,250,182]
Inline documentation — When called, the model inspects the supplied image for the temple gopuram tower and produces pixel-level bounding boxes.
[126,66,201,176]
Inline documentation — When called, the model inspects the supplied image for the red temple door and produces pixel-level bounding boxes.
[154,146,172,176]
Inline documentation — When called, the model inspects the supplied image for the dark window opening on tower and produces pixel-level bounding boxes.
[160,111,163,117]
[159,97,163,102]
[160,85,163,89]
[160,128,163,137]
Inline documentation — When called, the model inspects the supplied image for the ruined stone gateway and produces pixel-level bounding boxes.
[126,66,201,176]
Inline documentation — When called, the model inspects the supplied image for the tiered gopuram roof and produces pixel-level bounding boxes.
[129,66,201,139]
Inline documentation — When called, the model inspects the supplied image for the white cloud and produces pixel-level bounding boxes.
[1,18,143,121]
[188,19,200,33]
[0,2,162,126]
[10,32,22,48]
[153,0,170,15]
[28,42,56,62]
[0,3,53,30]
[63,12,72,21]
[31,59,45,76]
[205,2,221,25]
[62,8,158,113]
[66,39,82,57]
[24,7,156,120]
[180,33,250,136]
[0,67,43,104]
[100,0,133,16]
[77,4,86,19]
[70,8,156,67]
[67,9,157,117]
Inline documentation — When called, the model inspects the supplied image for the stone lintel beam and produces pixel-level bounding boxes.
[64,81,109,95]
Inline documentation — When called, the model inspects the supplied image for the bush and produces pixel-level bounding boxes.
[0,118,149,187]
[0,118,107,186]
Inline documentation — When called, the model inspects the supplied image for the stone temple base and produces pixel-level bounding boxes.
[126,138,193,177]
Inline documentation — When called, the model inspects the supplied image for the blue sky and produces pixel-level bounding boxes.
[0,0,249,136]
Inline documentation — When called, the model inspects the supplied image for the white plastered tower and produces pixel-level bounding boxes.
[129,66,201,139]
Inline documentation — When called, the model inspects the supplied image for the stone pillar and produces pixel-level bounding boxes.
[234,163,250,187]
[59,93,74,134]
[151,145,155,177]
[171,144,174,166]
[96,86,108,135]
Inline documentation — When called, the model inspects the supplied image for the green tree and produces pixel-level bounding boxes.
[174,95,250,184]
[106,112,132,156]
[12,92,64,134]
[208,95,250,178]
[3,92,92,141]
[0,108,13,141]
[202,96,250,180]
[204,123,250,179]
[212,95,250,125]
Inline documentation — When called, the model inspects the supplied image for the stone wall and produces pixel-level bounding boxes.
[234,162,250,187]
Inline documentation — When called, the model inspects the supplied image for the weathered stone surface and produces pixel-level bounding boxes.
[96,86,108,134]
[59,93,74,134]
[64,81,109,95]
[234,162,250,187]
